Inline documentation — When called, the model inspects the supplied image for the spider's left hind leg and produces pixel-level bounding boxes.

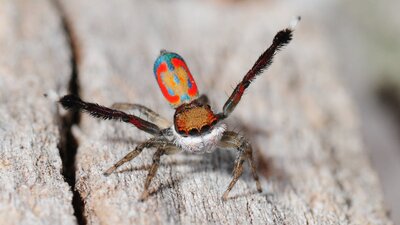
[103,137,163,175]
[218,131,262,200]
[139,144,179,201]
[139,148,165,201]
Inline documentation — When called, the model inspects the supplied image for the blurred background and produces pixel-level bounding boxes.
[284,0,400,223]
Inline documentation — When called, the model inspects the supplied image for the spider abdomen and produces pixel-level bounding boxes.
[153,50,199,107]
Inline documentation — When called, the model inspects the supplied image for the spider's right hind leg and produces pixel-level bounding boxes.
[111,103,171,128]
[218,131,262,200]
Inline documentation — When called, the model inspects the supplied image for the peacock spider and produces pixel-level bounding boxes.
[59,17,299,201]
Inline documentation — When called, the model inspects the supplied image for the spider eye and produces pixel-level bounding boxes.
[200,125,210,133]
[188,128,199,136]
[177,129,186,135]
[153,51,199,108]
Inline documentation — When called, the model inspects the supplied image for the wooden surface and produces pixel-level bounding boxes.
[0,0,76,224]
[0,0,393,224]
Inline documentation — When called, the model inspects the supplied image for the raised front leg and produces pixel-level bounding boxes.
[111,103,171,128]
[217,18,299,120]
[59,95,161,135]
[218,131,262,200]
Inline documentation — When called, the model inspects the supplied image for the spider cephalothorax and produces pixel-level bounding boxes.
[59,17,299,201]
[174,100,218,136]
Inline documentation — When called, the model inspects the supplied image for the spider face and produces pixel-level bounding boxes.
[174,100,218,136]
[171,98,224,154]
[59,17,298,201]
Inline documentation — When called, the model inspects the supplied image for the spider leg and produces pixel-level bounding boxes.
[196,94,210,105]
[217,19,298,120]
[139,144,180,200]
[103,138,163,175]
[59,95,161,135]
[218,131,262,200]
[111,103,171,128]
[139,148,165,201]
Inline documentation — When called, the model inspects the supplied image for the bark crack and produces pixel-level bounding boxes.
[52,0,86,224]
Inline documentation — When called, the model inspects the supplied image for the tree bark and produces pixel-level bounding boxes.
[0,0,76,224]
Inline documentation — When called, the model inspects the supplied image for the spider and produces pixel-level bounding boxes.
[59,18,299,201]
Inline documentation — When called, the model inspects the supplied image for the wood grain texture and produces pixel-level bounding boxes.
[0,0,76,224]
[58,0,393,224]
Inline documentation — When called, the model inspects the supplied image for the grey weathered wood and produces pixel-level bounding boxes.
[58,0,392,224]
[0,0,76,224]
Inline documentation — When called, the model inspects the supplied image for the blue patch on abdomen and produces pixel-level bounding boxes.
[180,94,190,102]
[174,74,180,84]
